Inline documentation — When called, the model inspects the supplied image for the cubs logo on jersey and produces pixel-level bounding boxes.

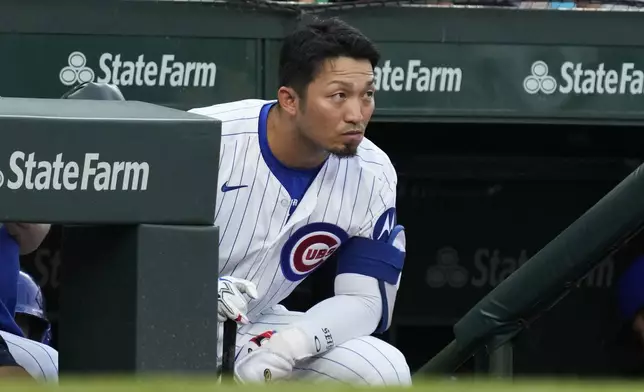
[280,223,349,282]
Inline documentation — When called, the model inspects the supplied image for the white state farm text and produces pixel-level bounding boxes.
[374,60,462,92]
[97,54,217,87]
[560,62,644,94]
[5,152,149,191]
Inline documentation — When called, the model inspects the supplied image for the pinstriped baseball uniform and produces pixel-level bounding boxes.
[189,99,410,385]
[0,330,58,382]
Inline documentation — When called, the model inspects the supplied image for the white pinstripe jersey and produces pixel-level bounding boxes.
[189,99,400,321]
[0,330,58,382]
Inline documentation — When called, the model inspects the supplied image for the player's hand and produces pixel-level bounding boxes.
[234,330,294,383]
[218,276,258,325]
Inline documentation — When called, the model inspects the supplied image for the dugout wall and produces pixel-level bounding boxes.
[7,0,644,377]
[0,98,222,373]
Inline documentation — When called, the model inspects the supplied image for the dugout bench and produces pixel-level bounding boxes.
[0,97,221,374]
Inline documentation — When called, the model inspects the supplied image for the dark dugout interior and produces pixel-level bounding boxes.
[18,121,644,377]
[281,121,644,378]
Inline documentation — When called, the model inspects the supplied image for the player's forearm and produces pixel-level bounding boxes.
[3,223,51,255]
[296,292,381,353]
[288,273,382,358]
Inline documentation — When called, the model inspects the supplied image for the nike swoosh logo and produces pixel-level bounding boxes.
[221,182,248,192]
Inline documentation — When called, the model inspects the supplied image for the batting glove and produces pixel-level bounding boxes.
[218,276,258,325]
[234,327,312,384]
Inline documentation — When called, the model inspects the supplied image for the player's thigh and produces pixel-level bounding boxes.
[292,336,411,386]
[235,305,304,351]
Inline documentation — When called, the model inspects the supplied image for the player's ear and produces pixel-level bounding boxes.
[277,86,298,116]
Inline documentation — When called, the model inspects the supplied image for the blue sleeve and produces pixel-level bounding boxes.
[0,226,25,336]
[335,235,404,285]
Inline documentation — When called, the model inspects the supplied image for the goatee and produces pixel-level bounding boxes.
[330,144,359,158]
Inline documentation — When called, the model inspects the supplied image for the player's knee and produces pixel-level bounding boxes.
[348,336,411,386]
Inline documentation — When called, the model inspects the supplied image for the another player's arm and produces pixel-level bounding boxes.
[3,223,50,255]
[270,169,404,361]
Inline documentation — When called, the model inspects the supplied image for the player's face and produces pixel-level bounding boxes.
[297,57,375,158]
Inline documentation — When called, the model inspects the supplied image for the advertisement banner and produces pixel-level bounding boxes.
[0,34,260,109]
[372,43,644,120]
[267,40,644,121]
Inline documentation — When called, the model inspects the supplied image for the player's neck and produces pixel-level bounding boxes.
[267,106,328,170]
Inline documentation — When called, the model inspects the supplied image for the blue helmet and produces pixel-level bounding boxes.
[15,271,51,345]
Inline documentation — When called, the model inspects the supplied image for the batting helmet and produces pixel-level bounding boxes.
[15,271,51,345]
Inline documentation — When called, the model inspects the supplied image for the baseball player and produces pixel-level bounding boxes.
[0,226,57,383]
[0,223,50,338]
[190,16,410,385]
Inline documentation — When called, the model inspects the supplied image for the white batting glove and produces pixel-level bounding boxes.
[234,327,311,384]
[218,276,258,325]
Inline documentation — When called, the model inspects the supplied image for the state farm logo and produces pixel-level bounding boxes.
[523,59,644,95]
[59,52,95,86]
[374,60,463,93]
[0,151,150,192]
[523,61,557,95]
[58,50,218,88]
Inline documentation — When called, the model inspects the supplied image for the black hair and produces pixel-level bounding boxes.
[278,16,380,98]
